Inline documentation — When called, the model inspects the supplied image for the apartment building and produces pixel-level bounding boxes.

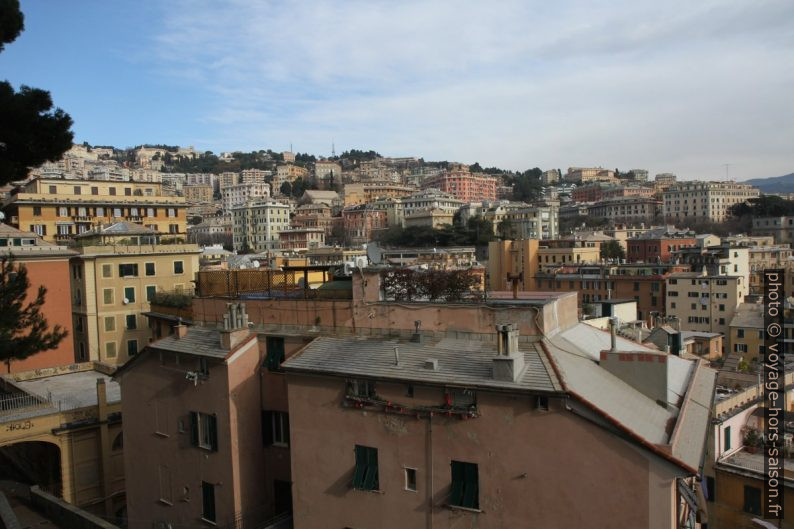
[665,272,745,338]
[420,171,497,202]
[290,204,337,236]
[534,263,690,324]
[662,181,759,222]
[69,222,200,365]
[498,205,559,240]
[343,183,415,206]
[3,177,188,242]
[240,168,269,185]
[403,208,454,229]
[727,302,765,365]
[401,189,464,218]
[183,184,214,204]
[0,224,76,373]
[222,182,271,212]
[540,168,560,185]
[571,183,654,203]
[672,245,750,300]
[487,239,539,291]
[586,197,662,223]
[273,164,309,193]
[627,227,697,263]
[218,172,239,189]
[537,240,600,270]
[752,216,794,245]
[278,228,325,252]
[283,316,714,528]
[564,167,616,184]
[231,200,291,253]
[341,204,387,245]
[188,215,232,245]
[314,160,343,188]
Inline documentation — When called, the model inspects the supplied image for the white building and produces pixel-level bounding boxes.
[662,181,759,222]
[400,189,464,218]
[231,200,291,252]
[222,182,271,212]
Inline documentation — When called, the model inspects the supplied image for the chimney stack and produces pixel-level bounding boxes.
[608,317,618,353]
[220,302,251,350]
[493,324,524,382]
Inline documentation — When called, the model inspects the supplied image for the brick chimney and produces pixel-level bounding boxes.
[493,323,525,382]
[220,302,251,350]
[174,318,188,339]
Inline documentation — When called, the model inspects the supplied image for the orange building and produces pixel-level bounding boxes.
[420,171,497,202]
[0,224,76,373]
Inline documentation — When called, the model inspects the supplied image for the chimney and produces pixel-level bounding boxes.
[493,324,524,382]
[608,317,618,353]
[175,321,188,339]
[220,302,251,350]
[410,320,422,343]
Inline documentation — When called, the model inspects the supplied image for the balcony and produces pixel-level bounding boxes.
[72,215,92,222]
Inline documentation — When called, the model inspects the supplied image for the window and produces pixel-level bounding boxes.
[96,207,105,217]
[449,461,479,509]
[535,395,549,411]
[91,186,99,195]
[167,208,176,218]
[103,288,114,305]
[102,264,112,278]
[719,304,725,311]
[347,379,376,398]
[109,187,116,196]
[49,185,56,194]
[127,339,138,356]
[146,285,157,302]
[73,186,81,195]
[202,481,216,523]
[706,476,715,502]
[671,302,676,309]
[124,286,135,303]
[737,329,745,339]
[124,187,132,196]
[126,314,137,330]
[734,344,748,353]
[173,261,184,274]
[33,206,41,216]
[352,445,379,491]
[145,262,155,276]
[118,263,138,277]
[743,485,761,515]
[104,316,115,332]
[190,411,218,451]
[265,336,285,371]
[405,468,417,492]
[262,410,290,447]
[105,342,117,358]
[724,426,731,451]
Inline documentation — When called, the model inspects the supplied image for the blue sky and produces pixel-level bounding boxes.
[2,0,793,180]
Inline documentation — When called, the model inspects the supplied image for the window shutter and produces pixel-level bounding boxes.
[364,447,378,490]
[463,463,479,509]
[262,411,274,446]
[189,412,199,447]
[209,414,218,452]
[283,413,290,447]
[352,446,367,489]
[450,461,464,506]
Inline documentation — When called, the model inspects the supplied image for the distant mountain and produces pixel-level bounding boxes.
[744,172,794,193]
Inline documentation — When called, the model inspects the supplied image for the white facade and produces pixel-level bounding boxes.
[401,189,464,218]
[662,181,759,222]
[223,182,271,212]
[231,200,291,252]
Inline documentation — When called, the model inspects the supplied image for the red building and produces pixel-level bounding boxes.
[420,171,497,202]
[627,227,697,263]
[0,224,76,373]
[341,205,386,245]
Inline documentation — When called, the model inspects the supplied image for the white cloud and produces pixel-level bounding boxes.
[149,0,794,179]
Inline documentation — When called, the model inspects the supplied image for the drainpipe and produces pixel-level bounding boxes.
[426,414,434,529]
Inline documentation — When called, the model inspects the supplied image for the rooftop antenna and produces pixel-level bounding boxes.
[290,142,293,153]
[723,163,732,182]
[331,139,336,158]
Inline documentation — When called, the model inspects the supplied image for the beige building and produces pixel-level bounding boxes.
[403,208,453,229]
[314,161,343,188]
[665,272,745,339]
[183,184,214,204]
[231,200,291,252]
[70,222,200,364]
[586,197,661,223]
[498,204,559,240]
[564,167,616,184]
[727,302,765,365]
[343,183,415,206]
[3,177,187,242]
[662,181,759,222]
[752,216,794,245]
[278,227,325,252]
[0,365,125,520]
[222,182,271,212]
[240,168,269,184]
[487,239,540,291]
[537,241,600,270]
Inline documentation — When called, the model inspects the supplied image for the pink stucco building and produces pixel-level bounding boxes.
[421,171,498,202]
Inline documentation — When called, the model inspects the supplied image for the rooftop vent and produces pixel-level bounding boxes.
[493,323,524,382]
[424,358,439,371]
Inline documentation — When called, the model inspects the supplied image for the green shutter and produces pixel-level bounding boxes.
[463,463,479,509]
[450,461,465,506]
[352,445,367,489]
[189,412,198,447]
[266,337,286,371]
[364,447,379,491]
[209,414,218,452]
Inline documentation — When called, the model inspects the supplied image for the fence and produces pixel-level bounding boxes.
[197,269,351,300]
[0,392,53,417]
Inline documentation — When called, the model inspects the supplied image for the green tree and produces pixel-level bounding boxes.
[600,240,626,260]
[0,256,68,369]
[0,0,74,185]
[280,181,292,196]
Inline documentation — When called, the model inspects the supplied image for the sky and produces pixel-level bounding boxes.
[1,0,793,180]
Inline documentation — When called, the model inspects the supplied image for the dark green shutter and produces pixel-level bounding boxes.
[364,447,378,490]
[189,412,199,447]
[209,414,218,452]
[266,337,286,371]
[202,481,216,522]
[352,445,367,489]
[262,411,273,446]
[450,461,464,506]
[463,463,479,509]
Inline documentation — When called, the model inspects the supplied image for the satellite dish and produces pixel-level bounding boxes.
[252,260,260,268]
[366,241,381,265]
[122,298,130,305]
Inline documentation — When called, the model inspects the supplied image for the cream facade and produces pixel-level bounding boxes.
[232,200,291,252]
[183,184,214,204]
[662,181,759,222]
[70,224,200,365]
[665,272,745,339]
[222,182,271,212]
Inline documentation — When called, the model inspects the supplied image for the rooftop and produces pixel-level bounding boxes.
[283,335,562,394]
[729,303,764,329]
[718,450,794,484]
[147,325,239,359]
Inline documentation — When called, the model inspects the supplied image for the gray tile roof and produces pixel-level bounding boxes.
[729,303,764,329]
[283,336,562,393]
[148,326,230,359]
[75,221,156,238]
[670,362,716,470]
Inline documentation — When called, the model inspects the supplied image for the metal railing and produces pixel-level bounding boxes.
[0,391,53,417]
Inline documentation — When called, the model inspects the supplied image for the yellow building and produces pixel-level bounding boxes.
[70,222,200,365]
[727,302,765,364]
[343,183,415,206]
[183,184,214,204]
[403,208,454,229]
[487,239,540,291]
[537,243,600,269]
[3,177,188,243]
[0,364,124,519]
[665,272,745,338]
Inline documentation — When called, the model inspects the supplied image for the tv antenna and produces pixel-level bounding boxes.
[723,163,732,181]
